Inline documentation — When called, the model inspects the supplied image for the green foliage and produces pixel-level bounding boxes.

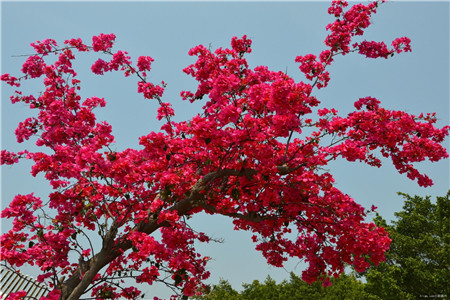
[198,279,240,300]
[364,191,450,299]
[198,273,378,300]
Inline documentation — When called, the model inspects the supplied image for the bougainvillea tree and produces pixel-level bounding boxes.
[1,0,449,299]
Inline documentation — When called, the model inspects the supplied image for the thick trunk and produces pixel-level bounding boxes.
[59,216,167,299]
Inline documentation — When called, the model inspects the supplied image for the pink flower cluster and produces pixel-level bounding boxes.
[156,102,175,121]
[327,0,348,17]
[90,58,109,74]
[91,50,132,75]
[231,34,252,54]
[357,40,391,58]
[64,38,89,51]
[137,55,154,72]
[355,37,412,59]
[92,33,116,52]
[0,73,20,87]
[392,36,412,53]
[21,55,45,78]
[137,81,164,99]
[109,50,132,71]
[295,53,330,89]
[30,39,57,55]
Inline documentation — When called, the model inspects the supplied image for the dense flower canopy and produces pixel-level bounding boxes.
[1,1,448,299]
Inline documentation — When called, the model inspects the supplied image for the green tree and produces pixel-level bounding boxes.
[199,279,241,300]
[363,191,450,299]
[199,273,377,300]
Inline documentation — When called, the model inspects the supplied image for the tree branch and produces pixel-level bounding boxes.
[60,166,288,299]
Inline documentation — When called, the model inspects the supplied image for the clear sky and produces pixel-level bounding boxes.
[1,1,449,299]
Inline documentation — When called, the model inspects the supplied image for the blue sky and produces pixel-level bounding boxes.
[1,1,449,298]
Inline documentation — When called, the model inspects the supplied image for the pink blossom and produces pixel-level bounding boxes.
[92,33,116,52]
[8,291,27,300]
[1,150,20,165]
[64,38,89,52]
[137,56,154,72]
[354,96,381,110]
[91,58,110,75]
[82,96,106,109]
[21,56,45,78]
[109,50,132,71]
[357,40,391,59]
[150,198,164,212]
[231,35,252,54]
[392,36,412,53]
[30,39,57,55]
[156,102,175,120]
[15,117,40,143]
[158,210,179,224]
[1,73,20,87]
[137,81,164,99]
